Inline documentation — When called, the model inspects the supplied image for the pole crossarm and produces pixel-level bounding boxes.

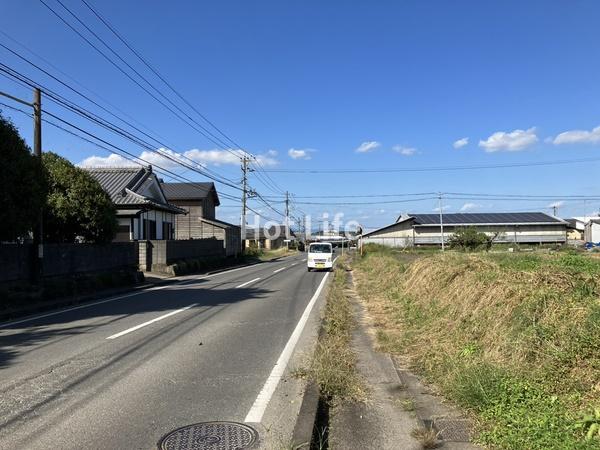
[0,89,34,107]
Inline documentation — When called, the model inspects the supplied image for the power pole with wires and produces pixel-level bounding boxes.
[33,88,43,279]
[438,192,445,251]
[0,87,44,279]
[284,191,290,239]
[241,156,250,255]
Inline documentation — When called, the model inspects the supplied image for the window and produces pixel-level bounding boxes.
[162,222,172,240]
[142,219,157,240]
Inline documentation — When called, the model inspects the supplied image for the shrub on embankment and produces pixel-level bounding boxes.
[354,249,600,449]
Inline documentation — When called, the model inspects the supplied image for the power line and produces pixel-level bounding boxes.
[78,0,246,153]
[292,197,438,206]
[0,29,171,146]
[260,157,600,174]
[0,62,244,192]
[0,98,241,201]
[75,0,286,195]
[37,0,242,158]
[246,206,282,224]
[26,2,289,212]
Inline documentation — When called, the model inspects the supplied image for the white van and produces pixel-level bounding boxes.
[307,242,333,271]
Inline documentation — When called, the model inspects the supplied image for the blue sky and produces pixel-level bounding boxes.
[2,0,600,229]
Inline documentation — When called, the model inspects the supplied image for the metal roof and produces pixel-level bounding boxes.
[84,166,184,213]
[161,182,220,206]
[200,217,240,229]
[405,212,566,226]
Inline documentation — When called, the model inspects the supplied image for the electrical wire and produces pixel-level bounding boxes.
[0,62,244,191]
[260,157,600,173]
[76,0,287,194]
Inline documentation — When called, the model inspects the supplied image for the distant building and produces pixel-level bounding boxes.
[584,219,600,244]
[85,166,185,241]
[245,225,295,250]
[566,218,585,242]
[161,182,241,257]
[362,212,567,247]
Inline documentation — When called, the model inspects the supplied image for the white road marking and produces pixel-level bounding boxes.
[273,267,287,274]
[0,283,175,329]
[236,277,261,288]
[290,263,297,266]
[106,304,196,340]
[245,271,331,423]
[301,258,307,262]
[0,261,273,329]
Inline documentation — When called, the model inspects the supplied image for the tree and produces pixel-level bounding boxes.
[42,152,117,244]
[448,226,494,251]
[0,113,47,242]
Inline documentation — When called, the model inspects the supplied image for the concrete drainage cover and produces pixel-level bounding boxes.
[158,422,258,450]
[433,418,472,442]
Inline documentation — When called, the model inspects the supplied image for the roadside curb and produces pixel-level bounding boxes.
[290,381,320,448]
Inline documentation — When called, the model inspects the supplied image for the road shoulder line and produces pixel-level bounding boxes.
[244,271,330,423]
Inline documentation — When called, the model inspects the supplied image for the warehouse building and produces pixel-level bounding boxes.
[362,212,567,247]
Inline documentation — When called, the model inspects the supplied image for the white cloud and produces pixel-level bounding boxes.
[547,201,565,208]
[453,137,469,149]
[377,209,386,214]
[78,153,136,167]
[288,148,314,160]
[79,148,279,169]
[478,127,538,152]
[142,148,194,169]
[392,145,417,156]
[432,205,451,212]
[552,125,600,145]
[256,150,279,166]
[460,202,480,212]
[355,141,381,153]
[182,148,278,167]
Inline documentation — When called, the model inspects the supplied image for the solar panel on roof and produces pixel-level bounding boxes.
[409,212,562,225]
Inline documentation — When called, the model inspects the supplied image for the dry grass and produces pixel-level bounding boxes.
[410,426,440,449]
[353,249,600,449]
[301,256,367,405]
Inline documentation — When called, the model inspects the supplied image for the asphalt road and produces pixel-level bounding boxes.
[0,252,330,449]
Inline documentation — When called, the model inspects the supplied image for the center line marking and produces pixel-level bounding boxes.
[273,267,286,274]
[106,304,196,340]
[245,271,330,423]
[236,277,261,288]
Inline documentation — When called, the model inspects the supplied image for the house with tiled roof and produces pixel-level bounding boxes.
[84,166,185,241]
[161,182,241,257]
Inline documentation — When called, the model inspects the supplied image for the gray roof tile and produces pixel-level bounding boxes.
[84,166,183,213]
[161,182,220,205]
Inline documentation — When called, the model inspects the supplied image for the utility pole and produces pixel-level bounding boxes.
[438,192,445,251]
[552,205,558,217]
[284,191,290,240]
[33,88,43,280]
[0,88,44,279]
[241,156,249,255]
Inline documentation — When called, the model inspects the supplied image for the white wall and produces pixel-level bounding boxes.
[585,222,600,243]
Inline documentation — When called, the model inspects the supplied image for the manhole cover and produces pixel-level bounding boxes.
[158,422,258,450]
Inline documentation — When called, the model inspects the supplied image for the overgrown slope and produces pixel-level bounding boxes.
[354,248,600,449]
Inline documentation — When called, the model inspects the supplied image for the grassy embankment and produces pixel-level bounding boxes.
[354,245,600,449]
[297,256,365,405]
